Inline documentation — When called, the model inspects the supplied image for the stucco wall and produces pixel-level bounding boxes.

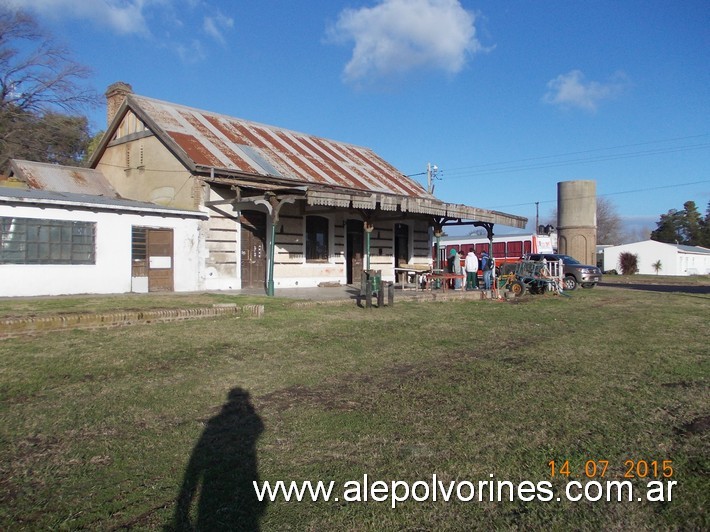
[97,134,199,210]
[557,180,597,265]
[0,204,203,297]
[203,188,240,290]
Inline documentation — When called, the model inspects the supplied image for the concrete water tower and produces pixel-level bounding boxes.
[557,180,596,265]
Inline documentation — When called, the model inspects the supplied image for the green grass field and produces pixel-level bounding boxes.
[1,282,708,530]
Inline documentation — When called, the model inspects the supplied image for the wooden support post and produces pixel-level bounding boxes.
[387,281,394,306]
[365,276,372,309]
[377,283,384,307]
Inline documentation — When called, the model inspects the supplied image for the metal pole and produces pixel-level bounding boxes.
[435,231,442,289]
[535,201,539,233]
[435,233,441,272]
[267,219,276,296]
[366,229,371,270]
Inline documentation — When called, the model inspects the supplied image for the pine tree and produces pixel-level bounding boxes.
[650,201,706,246]
[681,201,702,245]
[651,209,683,244]
[700,201,710,248]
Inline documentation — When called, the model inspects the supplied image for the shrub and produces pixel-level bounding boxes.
[618,252,639,275]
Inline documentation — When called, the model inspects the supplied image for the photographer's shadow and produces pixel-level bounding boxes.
[168,387,266,531]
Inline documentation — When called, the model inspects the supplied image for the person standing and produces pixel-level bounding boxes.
[464,247,479,290]
[453,248,463,290]
[481,251,494,290]
[447,248,458,289]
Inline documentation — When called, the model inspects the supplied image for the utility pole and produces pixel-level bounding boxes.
[426,163,438,194]
[535,202,539,233]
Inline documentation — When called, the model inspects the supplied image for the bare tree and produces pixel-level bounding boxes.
[595,196,624,245]
[547,196,625,244]
[0,9,97,113]
[624,225,651,244]
[0,8,99,169]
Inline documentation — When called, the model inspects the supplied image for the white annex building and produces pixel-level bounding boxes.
[0,186,206,297]
[603,239,710,276]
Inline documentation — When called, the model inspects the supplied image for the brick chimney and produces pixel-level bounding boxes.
[105,82,133,126]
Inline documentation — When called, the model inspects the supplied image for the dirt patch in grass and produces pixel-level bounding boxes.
[254,329,546,416]
[676,415,710,436]
[506,296,539,304]
[662,381,708,389]
[255,343,519,415]
[257,360,442,414]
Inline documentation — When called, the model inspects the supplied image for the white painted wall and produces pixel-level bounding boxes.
[0,203,203,297]
[680,250,710,275]
[603,240,710,275]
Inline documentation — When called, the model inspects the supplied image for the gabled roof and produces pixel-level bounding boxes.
[9,159,120,198]
[606,239,710,255]
[674,243,710,254]
[91,89,527,228]
[97,93,429,199]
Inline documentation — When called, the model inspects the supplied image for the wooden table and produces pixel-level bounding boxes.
[428,272,466,291]
[393,267,431,290]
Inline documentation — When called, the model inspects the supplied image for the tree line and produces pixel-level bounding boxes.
[650,200,710,248]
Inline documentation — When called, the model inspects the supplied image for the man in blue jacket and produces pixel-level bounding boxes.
[481,251,494,290]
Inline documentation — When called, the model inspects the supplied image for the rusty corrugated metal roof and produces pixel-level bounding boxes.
[127,94,431,199]
[10,160,120,197]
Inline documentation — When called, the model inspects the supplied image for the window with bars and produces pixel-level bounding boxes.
[132,226,147,261]
[0,217,96,264]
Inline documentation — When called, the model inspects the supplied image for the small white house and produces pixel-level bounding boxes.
[603,239,710,276]
[0,187,207,297]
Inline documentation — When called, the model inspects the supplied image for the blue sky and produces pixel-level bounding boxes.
[8,0,710,236]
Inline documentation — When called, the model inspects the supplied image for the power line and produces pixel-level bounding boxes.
[490,178,710,210]
[408,133,710,179]
[447,133,709,173]
[447,143,710,178]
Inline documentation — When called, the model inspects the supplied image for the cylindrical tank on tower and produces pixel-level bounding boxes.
[557,180,596,265]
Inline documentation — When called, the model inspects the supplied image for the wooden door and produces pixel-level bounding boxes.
[147,228,174,292]
[394,223,409,266]
[240,211,266,289]
[346,220,364,285]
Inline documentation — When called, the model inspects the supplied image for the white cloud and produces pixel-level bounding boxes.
[5,0,152,35]
[203,12,234,45]
[6,0,236,62]
[543,70,629,112]
[326,0,483,84]
[176,38,206,64]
